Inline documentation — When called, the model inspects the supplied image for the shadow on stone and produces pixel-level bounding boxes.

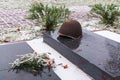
[57,35,82,49]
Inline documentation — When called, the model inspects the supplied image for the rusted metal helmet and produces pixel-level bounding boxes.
[59,20,82,39]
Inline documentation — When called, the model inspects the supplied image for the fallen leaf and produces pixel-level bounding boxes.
[63,65,68,69]
[59,56,62,58]
[48,52,51,55]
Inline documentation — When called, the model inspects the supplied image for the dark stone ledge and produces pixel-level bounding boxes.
[0,42,61,80]
[43,30,120,80]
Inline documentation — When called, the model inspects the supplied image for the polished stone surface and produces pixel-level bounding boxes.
[0,42,61,80]
[43,30,120,80]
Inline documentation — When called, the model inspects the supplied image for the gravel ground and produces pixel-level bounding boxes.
[0,0,120,43]
[0,0,120,10]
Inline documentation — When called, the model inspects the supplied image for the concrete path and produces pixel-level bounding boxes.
[0,9,33,28]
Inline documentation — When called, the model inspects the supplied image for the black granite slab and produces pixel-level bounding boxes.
[0,42,61,80]
[43,30,120,80]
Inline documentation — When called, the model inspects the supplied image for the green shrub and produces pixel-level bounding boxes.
[29,2,70,31]
[91,4,120,26]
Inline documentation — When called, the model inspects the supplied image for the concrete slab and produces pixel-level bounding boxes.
[27,38,93,80]
[94,30,120,43]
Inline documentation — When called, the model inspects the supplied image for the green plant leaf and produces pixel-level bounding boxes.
[91,3,120,26]
[28,2,70,32]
